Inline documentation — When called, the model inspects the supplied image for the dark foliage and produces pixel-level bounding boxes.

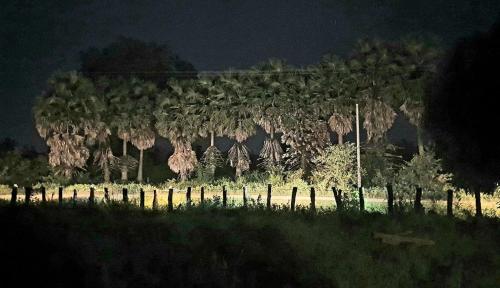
[0,203,498,287]
[425,21,500,192]
[80,37,197,85]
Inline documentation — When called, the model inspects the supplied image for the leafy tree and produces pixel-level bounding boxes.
[312,143,357,193]
[0,151,49,187]
[361,143,403,188]
[80,37,196,85]
[425,22,500,215]
[395,152,453,202]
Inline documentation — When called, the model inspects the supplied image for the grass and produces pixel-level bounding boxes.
[0,201,499,287]
[1,183,498,217]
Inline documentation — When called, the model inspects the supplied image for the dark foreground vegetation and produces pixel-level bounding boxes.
[1,202,498,288]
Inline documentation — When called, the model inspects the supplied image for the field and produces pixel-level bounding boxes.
[0,201,499,287]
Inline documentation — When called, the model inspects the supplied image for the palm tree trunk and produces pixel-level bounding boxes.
[417,124,424,155]
[103,160,110,183]
[210,131,215,146]
[235,167,242,178]
[121,140,128,181]
[338,133,343,145]
[270,126,274,140]
[137,149,144,183]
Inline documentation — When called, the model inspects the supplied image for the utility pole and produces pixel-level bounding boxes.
[356,104,361,188]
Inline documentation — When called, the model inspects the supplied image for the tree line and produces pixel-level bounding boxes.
[33,39,439,186]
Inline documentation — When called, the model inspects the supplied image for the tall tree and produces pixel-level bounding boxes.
[349,39,399,142]
[315,55,356,144]
[107,78,138,182]
[220,72,256,178]
[247,59,291,168]
[425,22,500,214]
[281,72,330,181]
[197,76,228,179]
[395,39,440,155]
[128,80,158,183]
[155,80,200,181]
[80,37,196,86]
[33,71,103,178]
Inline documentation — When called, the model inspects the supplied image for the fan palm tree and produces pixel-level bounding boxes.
[280,72,330,180]
[349,39,400,142]
[219,72,256,178]
[33,71,102,178]
[155,80,201,181]
[128,79,158,182]
[247,59,292,168]
[315,55,357,144]
[107,78,138,181]
[197,76,228,179]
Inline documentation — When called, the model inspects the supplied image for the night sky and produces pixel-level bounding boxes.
[2,0,499,148]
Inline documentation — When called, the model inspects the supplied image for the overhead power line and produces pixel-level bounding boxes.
[85,68,345,75]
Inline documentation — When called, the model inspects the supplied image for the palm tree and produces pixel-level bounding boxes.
[34,71,102,178]
[395,39,440,155]
[197,76,228,179]
[107,78,138,181]
[349,39,400,142]
[315,55,357,144]
[247,59,292,168]
[155,80,201,181]
[280,72,330,180]
[219,72,256,178]
[128,80,158,182]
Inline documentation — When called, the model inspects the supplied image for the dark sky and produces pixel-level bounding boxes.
[1,0,499,147]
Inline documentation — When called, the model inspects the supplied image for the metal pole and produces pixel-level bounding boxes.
[356,104,362,189]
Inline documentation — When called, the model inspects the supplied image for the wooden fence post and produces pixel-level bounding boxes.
[104,187,110,203]
[10,185,18,206]
[446,189,453,217]
[89,187,95,205]
[152,190,158,210]
[73,189,77,206]
[474,189,482,217]
[41,186,46,203]
[58,187,63,206]
[140,188,145,209]
[358,186,365,211]
[332,187,343,211]
[24,187,32,205]
[200,187,205,205]
[414,187,423,213]
[168,188,173,212]
[186,187,192,208]
[243,186,248,208]
[222,186,227,208]
[267,184,272,209]
[122,188,128,204]
[310,187,316,212]
[291,187,297,211]
[386,184,394,215]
